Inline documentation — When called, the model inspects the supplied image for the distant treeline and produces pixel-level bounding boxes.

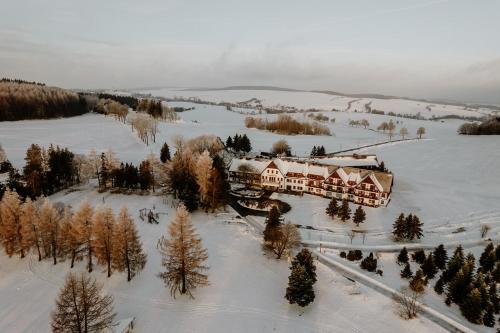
[245,115,331,136]
[0,80,88,121]
[458,117,500,135]
[98,93,138,109]
[1,78,46,86]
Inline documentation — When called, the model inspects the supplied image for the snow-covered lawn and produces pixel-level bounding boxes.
[0,188,446,332]
[320,246,495,333]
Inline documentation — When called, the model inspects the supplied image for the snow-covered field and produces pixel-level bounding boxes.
[1,89,500,332]
[141,87,497,119]
[0,187,446,333]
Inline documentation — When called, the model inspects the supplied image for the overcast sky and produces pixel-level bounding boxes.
[1,0,499,103]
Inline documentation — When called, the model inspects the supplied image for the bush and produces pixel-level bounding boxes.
[245,114,331,136]
[347,250,363,261]
[340,251,346,258]
[360,253,378,272]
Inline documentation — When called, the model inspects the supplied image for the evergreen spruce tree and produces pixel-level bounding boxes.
[240,134,252,153]
[225,136,233,150]
[406,214,423,240]
[392,213,406,241]
[434,276,445,294]
[460,288,484,324]
[397,247,409,265]
[318,146,326,156]
[421,253,438,279]
[446,256,475,305]
[291,249,317,283]
[285,263,315,307]
[489,282,499,314]
[310,146,317,157]
[263,206,283,249]
[401,263,413,279]
[160,143,171,163]
[483,305,495,327]
[158,204,208,298]
[112,207,147,281]
[412,249,426,265]
[409,269,426,294]
[338,199,351,222]
[325,198,339,219]
[432,244,448,270]
[442,245,464,283]
[479,243,496,273]
[352,206,366,227]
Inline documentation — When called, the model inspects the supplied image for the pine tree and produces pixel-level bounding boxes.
[483,305,495,327]
[409,269,426,293]
[158,204,208,298]
[318,146,326,156]
[263,206,283,248]
[392,213,406,241]
[352,206,366,227]
[92,206,115,277]
[325,198,339,219]
[460,288,484,324]
[310,146,317,157]
[51,272,115,333]
[421,253,438,279]
[73,201,95,272]
[207,155,230,212]
[397,247,409,265]
[0,189,25,258]
[434,276,445,294]
[291,249,317,283]
[240,134,252,153]
[479,243,496,273]
[39,199,64,265]
[489,282,499,314]
[432,244,448,270]
[442,245,464,283]
[285,263,315,307]
[412,249,426,265]
[338,199,351,222]
[401,263,413,279]
[406,214,423,240]
[446,256,475,305]
[360,252,377,272]
[225,136,233,150]
[160,142,171,163]
[20,198,42,261]
[112,207,147,281]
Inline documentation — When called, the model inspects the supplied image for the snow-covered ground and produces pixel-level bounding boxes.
[0,187,446,333]
[320,246,494,333]
[1,90,499,332]
[141,87,497,119]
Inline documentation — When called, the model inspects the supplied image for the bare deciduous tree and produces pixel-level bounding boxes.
[273,222,301,259]
[393,287,422,319]
[51,272,115,333]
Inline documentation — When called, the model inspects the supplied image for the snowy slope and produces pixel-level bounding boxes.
[0,187,446,333]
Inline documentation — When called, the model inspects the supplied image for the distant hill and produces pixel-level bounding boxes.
[181,85,500,111]
[0,79,89,121]
[183,85,302,92]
